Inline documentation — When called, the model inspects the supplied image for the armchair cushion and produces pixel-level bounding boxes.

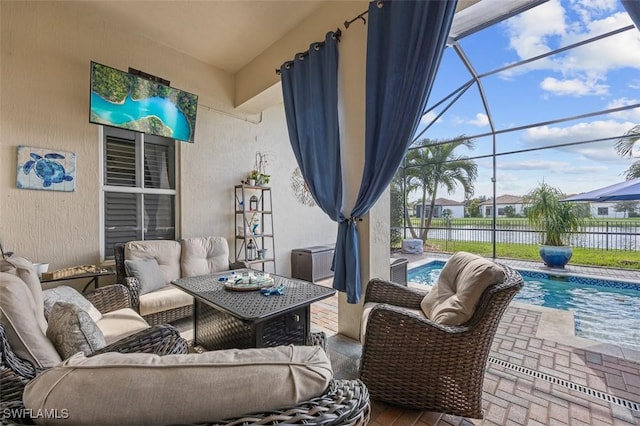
[138,286,193,317]
[420,252,505,325]
[46,302,106,358]
[181,236,230,277]
[95,308,150,345]
[24,345,333,425]
[0,273,61,368]
[124,258,166,295]
[42,285,102,322]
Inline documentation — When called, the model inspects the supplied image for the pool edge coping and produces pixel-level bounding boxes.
[511,301,640,362]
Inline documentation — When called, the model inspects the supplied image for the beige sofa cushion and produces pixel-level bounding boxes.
[124,240,181,286]
[24,345,333,425]
[420,252,505,325]
[0,273,61,368]
[95,308,150,345]
[138,286,193,317]
[0,256,48,333]
[181,236,230,277]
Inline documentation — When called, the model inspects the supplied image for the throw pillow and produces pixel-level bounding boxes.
[420,252,505,325]
[46,302,107,359]
[124,258,166,295]
[42,285,102,323]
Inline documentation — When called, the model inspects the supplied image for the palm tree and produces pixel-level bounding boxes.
[404,136,477,241]
[615,124,640,179]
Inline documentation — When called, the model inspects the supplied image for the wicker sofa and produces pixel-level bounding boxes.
[114,236,246,325]
[359,252,523,419]
[0,256,188,370]
[0,257,189,424]
[1,326,370,425]
[1,256,371,425]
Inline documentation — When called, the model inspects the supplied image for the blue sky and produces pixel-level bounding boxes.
[415,0,640,201]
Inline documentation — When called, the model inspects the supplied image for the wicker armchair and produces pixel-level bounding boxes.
[1,322,370,425]
[359,264,523,419]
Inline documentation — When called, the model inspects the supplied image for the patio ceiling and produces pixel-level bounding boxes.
[76,0,544,76]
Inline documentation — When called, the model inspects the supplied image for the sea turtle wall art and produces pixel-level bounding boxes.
[17,146,76,192]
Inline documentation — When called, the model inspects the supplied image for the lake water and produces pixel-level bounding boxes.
[91,92,191,141]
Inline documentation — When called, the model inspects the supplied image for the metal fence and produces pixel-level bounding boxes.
[398,219,640,251]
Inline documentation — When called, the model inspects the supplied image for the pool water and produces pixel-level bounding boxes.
[408,261,640,351]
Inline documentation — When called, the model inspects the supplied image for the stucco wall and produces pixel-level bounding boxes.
[0,1,336,274]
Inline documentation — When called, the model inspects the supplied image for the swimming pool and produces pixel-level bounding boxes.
[408,261,640,351]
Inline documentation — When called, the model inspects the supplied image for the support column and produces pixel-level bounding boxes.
[336,11,390,340]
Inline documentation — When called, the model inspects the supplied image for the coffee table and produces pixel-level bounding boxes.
[172,269,335,350]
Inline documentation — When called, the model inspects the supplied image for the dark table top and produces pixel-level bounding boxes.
[172,269,335,321]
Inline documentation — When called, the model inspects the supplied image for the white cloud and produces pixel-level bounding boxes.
[498,160,571,171]
[506,0,567,59]
[522,119,635,149]
[561,14,640,74]
[420,110,440,125]
[501,0,640,96]
[494,159,607,174]
[468,113,489,127]
[605,98,640,121]
[569,0,619,24]
[540,76,608,96]
[517,119,640,164]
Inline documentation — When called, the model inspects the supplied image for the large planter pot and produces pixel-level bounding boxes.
[539,245,573,268]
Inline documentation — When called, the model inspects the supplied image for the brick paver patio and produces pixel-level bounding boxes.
[310,254,640,425]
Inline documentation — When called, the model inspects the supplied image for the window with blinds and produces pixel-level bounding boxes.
[103,127,176,259]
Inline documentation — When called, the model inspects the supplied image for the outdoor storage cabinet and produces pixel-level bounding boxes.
[390,258,408,286]
[291,245,335,283]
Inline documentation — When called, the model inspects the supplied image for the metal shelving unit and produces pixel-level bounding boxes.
[234,184,276,273]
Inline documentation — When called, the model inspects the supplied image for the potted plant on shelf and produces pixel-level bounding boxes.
[523,182,586,268]
[248,169,260,186]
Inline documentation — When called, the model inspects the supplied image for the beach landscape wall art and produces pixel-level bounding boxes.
[17,145,76,192]
[89,62,198,143]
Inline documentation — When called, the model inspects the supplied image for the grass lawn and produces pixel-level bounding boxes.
[397,217,640,270]
[416,239,640,270]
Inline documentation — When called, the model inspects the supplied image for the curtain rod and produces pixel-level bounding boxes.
[274,3,375,75]
[275,29,341,75]
[344,10,368,28]
[345,0,385,29]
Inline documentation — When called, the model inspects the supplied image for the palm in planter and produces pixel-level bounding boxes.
[523,182,585,268]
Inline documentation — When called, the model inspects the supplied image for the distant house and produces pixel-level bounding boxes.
[480,195,525,218]
[564,198,631,219]
[414,198,465,219]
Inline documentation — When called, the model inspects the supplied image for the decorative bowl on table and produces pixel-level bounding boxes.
[223,274,275,291]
